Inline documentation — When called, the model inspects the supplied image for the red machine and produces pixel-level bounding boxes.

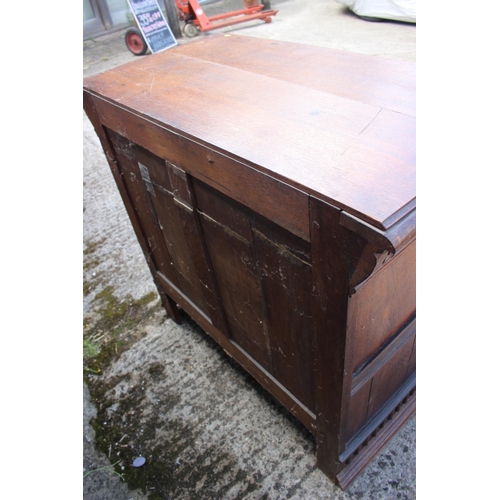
[176,0,278,37]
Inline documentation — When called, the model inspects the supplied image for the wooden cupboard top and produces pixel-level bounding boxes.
[83,34,416,232]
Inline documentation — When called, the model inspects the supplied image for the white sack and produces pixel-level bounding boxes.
[336,0,416,23]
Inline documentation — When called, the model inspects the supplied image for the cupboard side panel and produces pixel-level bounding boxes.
[344,327,416,445]
[348,240,416,372]
[365,332,416,422]
[346,382,372,440]
[167,174,230,335]
[192,178,254,241]
[107,130,234,325]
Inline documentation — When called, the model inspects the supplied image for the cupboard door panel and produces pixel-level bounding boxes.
[193,177,317,409]
[197,209,273,372]
[252,214,315,410]
[107,129,226,320]
[106,129,179,288]
[146,185,209,316]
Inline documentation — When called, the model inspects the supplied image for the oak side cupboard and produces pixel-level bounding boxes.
[83,34,416,489]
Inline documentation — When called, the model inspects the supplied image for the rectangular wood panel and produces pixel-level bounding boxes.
[252,214,315,411]
[346,320,416,442]
[348,240,416,372]
[106,129,179,288]
[365,333,415,422]
[194,180,273,373]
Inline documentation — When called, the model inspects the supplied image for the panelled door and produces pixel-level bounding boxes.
[106,128,317,413]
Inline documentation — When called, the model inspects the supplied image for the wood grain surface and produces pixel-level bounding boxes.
[83,34,415,231]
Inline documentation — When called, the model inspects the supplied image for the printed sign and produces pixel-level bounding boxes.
[127,0,177,53]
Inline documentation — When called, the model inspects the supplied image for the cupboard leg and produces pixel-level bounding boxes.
[316,439,342,485]
[161,292,182,324]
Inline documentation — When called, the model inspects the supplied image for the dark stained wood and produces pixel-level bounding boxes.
[337,389,416,490]
[83,34,415,231]
[104,128,180,289]
[166,162,193,206]
[340,208,416,255]
[252,213,315,411]
[90,95,311,241]
[365,333,416,422]
[114,133,230,333]
[83,36,416,489]
[159,291,182,324]
[352,320,416,392]
[346,319,416,443]
[351,319,416,393]
[345,380,372,442]
[341,375,416,464]
[84,94,184,327]
[348,240,416,372]
[192,178,254,242]
[148,182,210,315]
[309,197,364,482]
[195,182,273,373]
[172,35,416,117]
[169,173,230,335]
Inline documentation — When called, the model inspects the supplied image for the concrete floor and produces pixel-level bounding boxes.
[83,1,416,498]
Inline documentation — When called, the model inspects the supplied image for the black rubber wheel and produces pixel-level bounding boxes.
[125,27,148,56]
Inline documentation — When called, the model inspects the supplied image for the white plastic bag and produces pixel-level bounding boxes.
[336,0,416,23]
